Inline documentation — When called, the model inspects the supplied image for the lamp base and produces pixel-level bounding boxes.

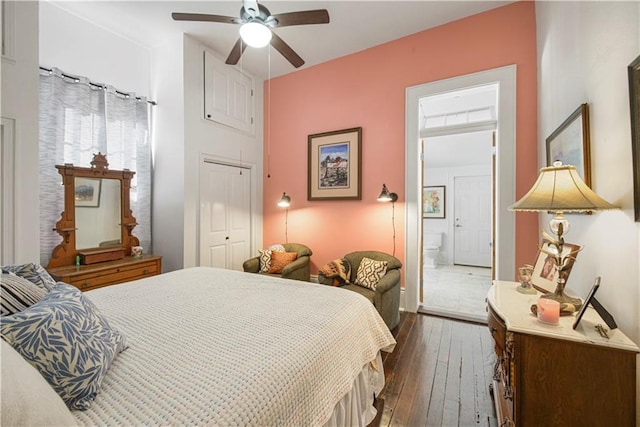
[540,292,583,314]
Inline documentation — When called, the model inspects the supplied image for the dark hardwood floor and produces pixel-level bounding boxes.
[377,312,498,427]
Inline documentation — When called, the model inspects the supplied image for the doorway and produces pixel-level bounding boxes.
[420,87,495,322]
[404,65,516,316]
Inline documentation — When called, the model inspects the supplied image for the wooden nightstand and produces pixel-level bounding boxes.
[47,255,162,291]
[487,281,638,426]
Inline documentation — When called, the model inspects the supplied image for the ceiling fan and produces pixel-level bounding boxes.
[172,0,330,68]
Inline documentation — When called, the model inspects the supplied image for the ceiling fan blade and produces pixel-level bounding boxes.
[172,12,239,24]
[225,38,247,65]
[272,10,330,27]
[270,33,304,68]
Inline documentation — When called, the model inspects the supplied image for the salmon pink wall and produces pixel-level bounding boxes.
[264,2,538,277]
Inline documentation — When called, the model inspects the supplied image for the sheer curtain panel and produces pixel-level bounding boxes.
[39,68,151,264]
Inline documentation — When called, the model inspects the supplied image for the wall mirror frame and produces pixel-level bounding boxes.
[47,153,139,268]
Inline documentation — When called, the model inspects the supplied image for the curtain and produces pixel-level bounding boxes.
[39,68,151,264]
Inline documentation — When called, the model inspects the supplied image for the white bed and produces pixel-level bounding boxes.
[64,267,396,426]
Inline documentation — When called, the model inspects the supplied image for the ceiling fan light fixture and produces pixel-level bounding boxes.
[239,21,272,48]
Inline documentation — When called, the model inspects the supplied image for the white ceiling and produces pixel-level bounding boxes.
[50,0,514,79]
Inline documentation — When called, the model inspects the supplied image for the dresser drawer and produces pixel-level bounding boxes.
[487,306,506,352]
[48,255,162,292]
[70,260,159,291]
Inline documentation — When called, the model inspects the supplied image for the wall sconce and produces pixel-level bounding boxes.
[510,162,618,308]
[277,192,290,243]
[377,184,398,203]
[377,184,398,256]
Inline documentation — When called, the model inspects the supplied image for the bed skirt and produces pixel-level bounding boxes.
[323,352,385,427]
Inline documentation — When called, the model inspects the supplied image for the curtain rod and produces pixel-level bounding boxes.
[39,66,157,106]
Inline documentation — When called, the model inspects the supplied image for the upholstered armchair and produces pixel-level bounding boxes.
[243,243,313,282]
[318,251,402,330]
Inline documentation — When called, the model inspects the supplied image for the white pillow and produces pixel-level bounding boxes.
[1,339,78,426]
[355,257,388,291]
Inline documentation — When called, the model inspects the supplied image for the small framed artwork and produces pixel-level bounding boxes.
[531,242,581,293]
[74,178,102,208]
[423,186,445,219]
[628,54,640,221]
[308,127,362,200]
[572,276,601,330]
[546,103,591,186]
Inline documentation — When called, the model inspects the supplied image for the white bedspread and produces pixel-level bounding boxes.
[73,267,396,426]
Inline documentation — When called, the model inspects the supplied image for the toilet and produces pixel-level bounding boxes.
[424,232,443,268]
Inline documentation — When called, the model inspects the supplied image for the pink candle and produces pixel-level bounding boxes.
[537,298,560,324]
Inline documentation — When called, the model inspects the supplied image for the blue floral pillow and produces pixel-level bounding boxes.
[1,263,57,291]
[0,283,127,410]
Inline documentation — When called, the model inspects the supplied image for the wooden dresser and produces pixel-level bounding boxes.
[47,255,162,292]
[487,281,638,426]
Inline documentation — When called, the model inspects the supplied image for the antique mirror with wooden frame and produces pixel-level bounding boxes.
[47,153,139,268]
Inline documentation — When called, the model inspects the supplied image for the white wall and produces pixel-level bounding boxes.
[536,1,640,418]
[39,2,150,96]
[1,1,40,264]
[181,35,264,270]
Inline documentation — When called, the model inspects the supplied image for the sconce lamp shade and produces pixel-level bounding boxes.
[510,163,617,213]
[239,22,272,48]
[377,184,398,203]
[277,192,291,208]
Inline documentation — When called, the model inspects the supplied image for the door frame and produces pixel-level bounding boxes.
[405,65,516,313]
[197,154,259,268]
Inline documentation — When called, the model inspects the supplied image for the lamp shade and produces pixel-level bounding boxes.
[510,163,617,212]
[239,22,272,48]
[277,192,291,207]
[377,184,398,202]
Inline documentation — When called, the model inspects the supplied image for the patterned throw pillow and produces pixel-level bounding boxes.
[1,283,128,410]
[355,257,388,291]
[1,263,57,291]
[258,249,273,273]
[268,251,298,274]
[1,273,47,316]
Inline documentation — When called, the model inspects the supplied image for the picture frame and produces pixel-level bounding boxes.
[74,177,102,208]
[572,276,601,330]
[423,186,445,218]
[546,103,591,187]
[308,127,362,200]
[531,242,581,293]
[628,54,640,221]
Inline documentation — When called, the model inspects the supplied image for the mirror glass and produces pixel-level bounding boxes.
[74,177,122,249]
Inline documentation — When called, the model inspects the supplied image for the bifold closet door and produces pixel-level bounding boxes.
[199,161,251,270]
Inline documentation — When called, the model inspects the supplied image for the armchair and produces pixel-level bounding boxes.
[318,251,402,330]
[243,243,313,282]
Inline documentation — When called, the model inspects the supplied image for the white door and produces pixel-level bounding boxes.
[199,161,251,270]
[454,175,491,267]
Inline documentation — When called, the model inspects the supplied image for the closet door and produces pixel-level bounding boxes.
[199,161,251,270]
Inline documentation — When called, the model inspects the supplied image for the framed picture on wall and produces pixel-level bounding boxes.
[423,186,445,218]
[308,127,362,200]
[545,103,591,186]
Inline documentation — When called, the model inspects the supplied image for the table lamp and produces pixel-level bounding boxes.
[510,161,618,308]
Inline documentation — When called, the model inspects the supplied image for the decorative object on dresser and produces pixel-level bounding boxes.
[487,281,639,426]
[510,162,618,309]
[516,264,536,294]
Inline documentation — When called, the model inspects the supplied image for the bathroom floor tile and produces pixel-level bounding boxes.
[420,264,492,322]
